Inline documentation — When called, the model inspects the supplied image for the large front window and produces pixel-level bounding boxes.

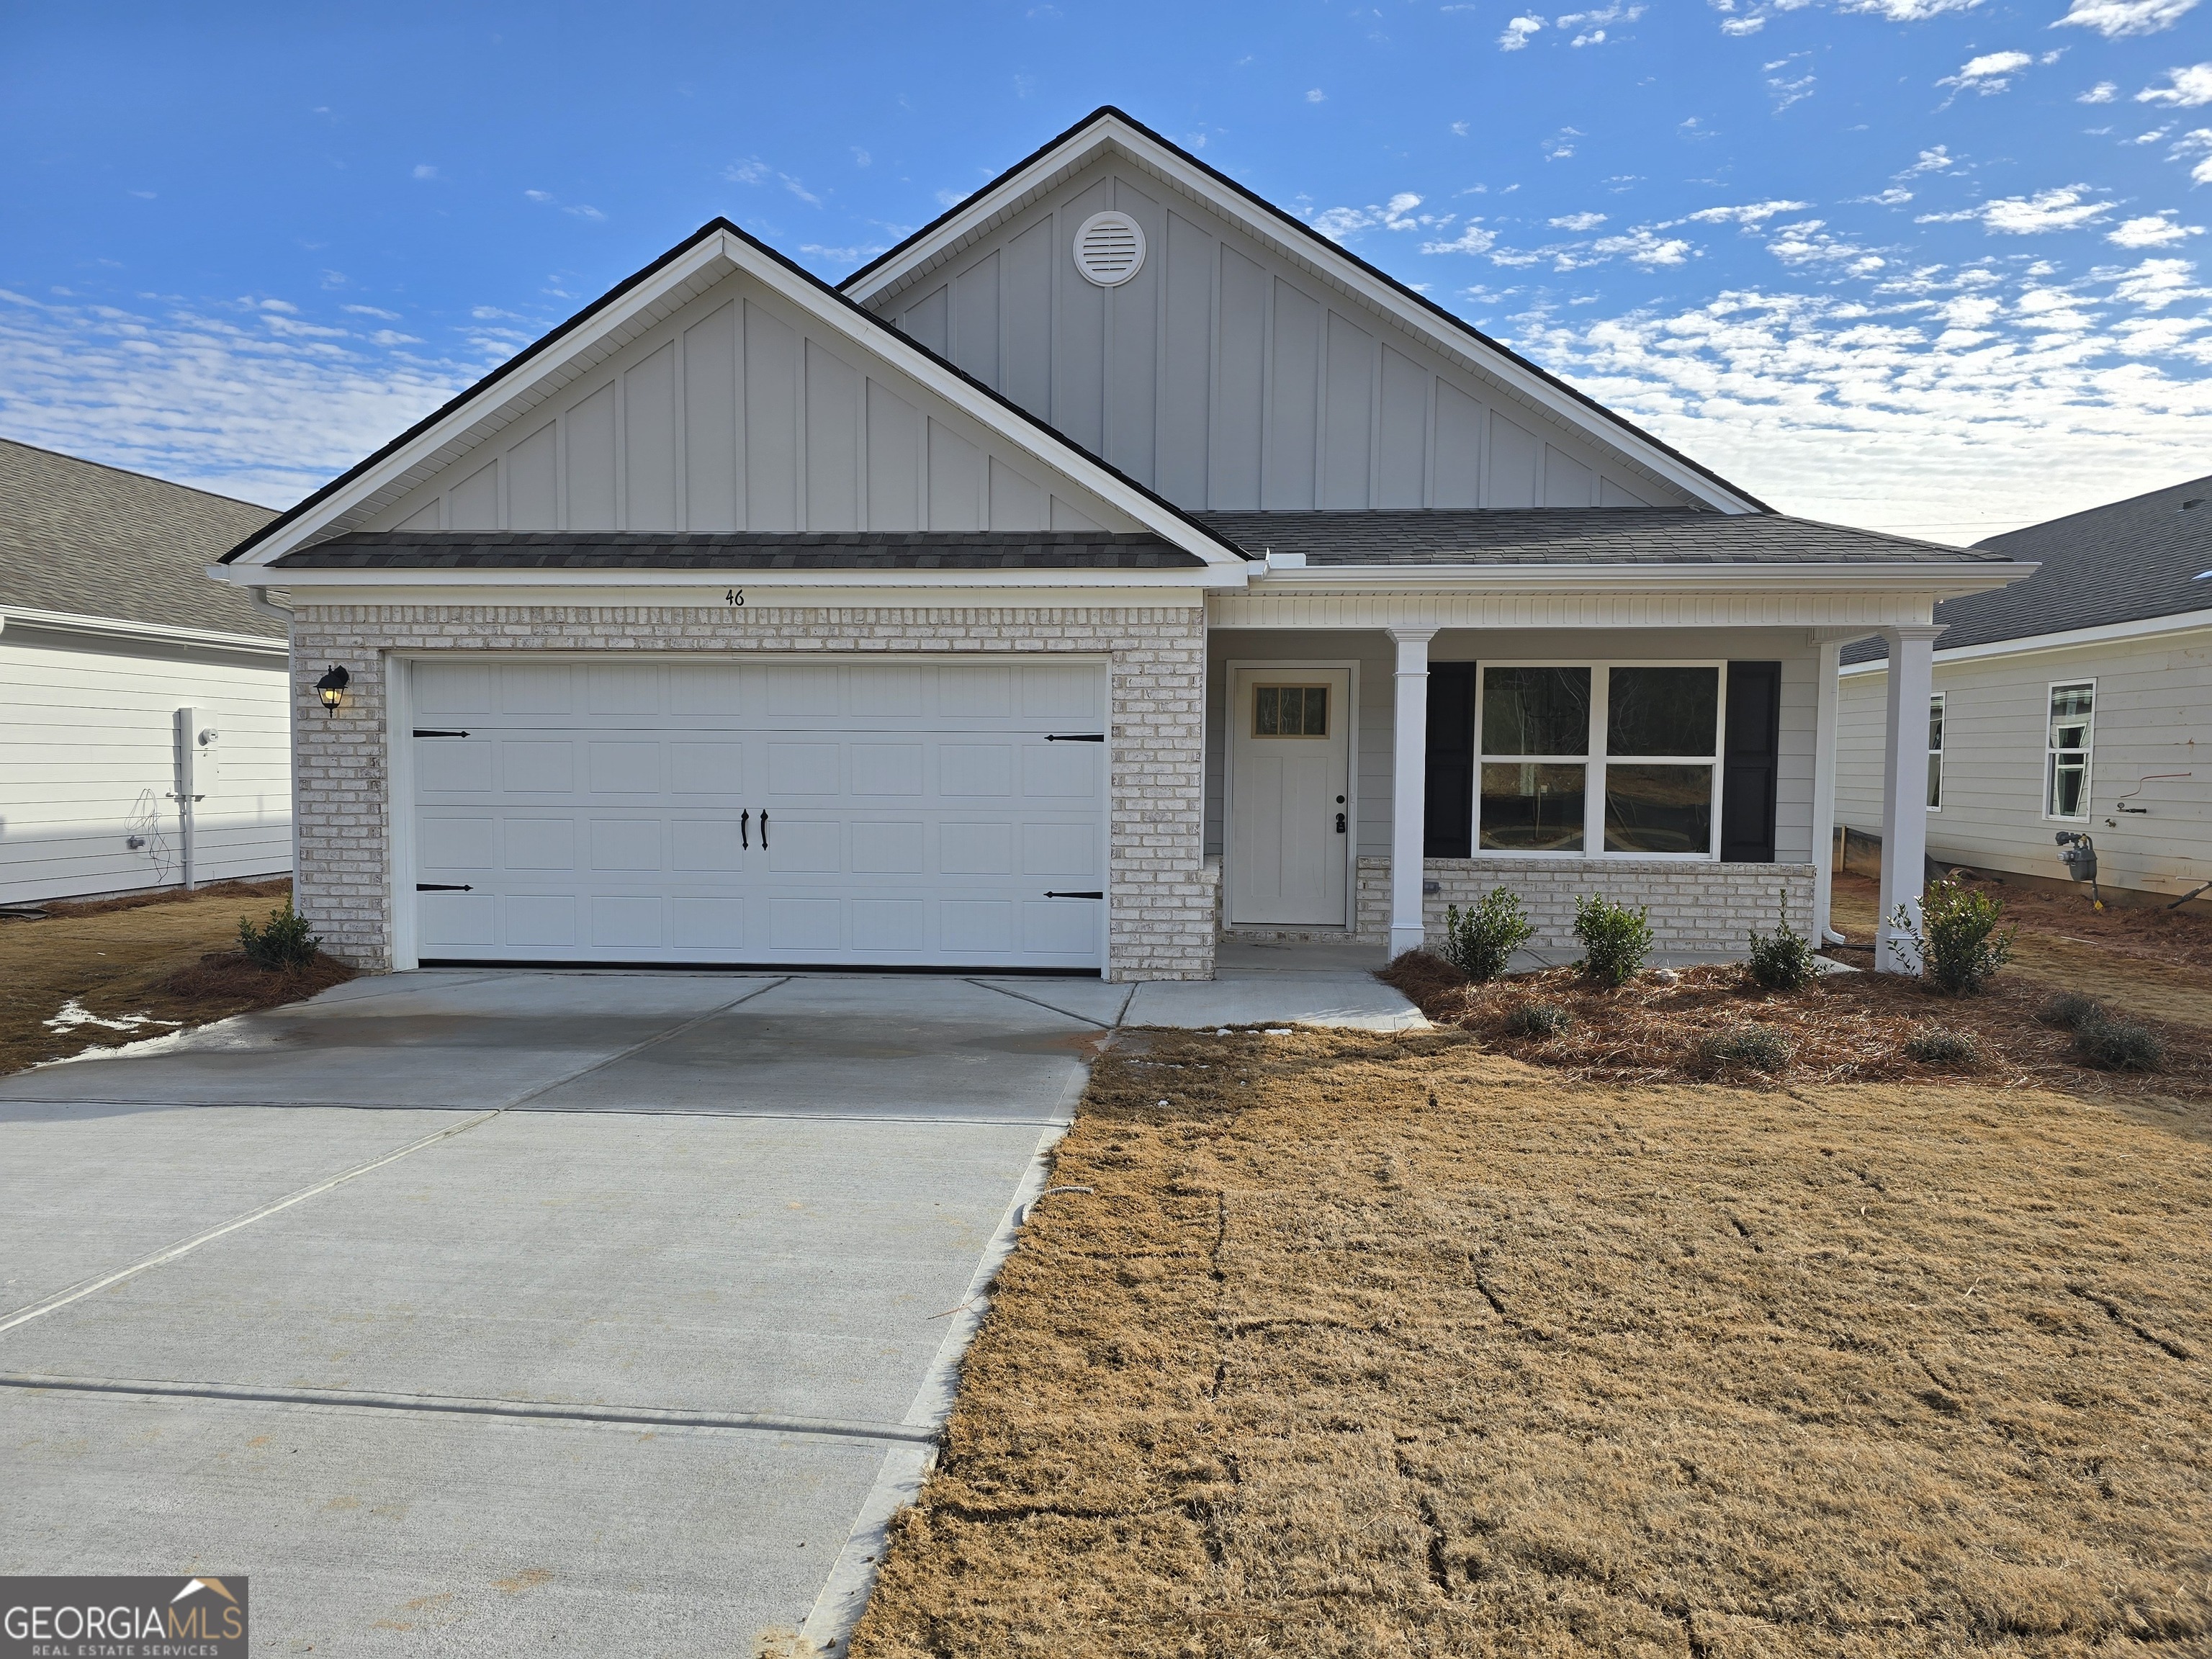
[2046,681,2093,819]
[1477,663,1722,857]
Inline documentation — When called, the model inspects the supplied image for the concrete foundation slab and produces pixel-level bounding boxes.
[1124,973,1426,1032]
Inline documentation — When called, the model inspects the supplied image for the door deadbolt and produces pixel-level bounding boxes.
[1336,812,1347,834]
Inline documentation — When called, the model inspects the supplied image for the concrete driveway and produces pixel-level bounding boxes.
[0,969,1138,1655]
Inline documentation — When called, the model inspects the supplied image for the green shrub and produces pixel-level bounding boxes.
[1905,1025,1980,1065]
[1887,881,2015,996]
[1440,888,1536,982]
[1745,889,1818,992]
[1573,894,1655,988]
[2038,991,2106,1032]
[238,902,321,971]
[1506,1000,1574,1038]
[2074,1020,2165,1073]
[1699,1024,1793,1072]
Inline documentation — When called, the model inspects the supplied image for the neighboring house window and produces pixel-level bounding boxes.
[1927,693,1944,811]
[1477,664,1722,857]
[2046,681,2094,819]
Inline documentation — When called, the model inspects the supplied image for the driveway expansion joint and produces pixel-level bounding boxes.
[0,1372,940,1446]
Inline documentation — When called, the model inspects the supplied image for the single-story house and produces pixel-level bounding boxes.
[1,437,289,904]
[1836,473,2209,910]
[210,107,2025,981]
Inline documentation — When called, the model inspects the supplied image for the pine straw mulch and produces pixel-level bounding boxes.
[1377,952,2212,1105]
[847,1027,2212,1659]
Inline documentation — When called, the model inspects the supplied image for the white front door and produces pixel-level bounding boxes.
[402,656,1108,971]
[1228,667,1352,927]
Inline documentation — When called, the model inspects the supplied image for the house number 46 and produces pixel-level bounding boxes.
[724,588,745,608]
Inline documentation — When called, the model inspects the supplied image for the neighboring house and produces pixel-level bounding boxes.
[1,438,289,904]
[1835,475,2210,908]
[210,108,2021,981]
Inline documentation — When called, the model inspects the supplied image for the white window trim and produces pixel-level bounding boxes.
[1473,660,1727,860]
[2042,677,2095,823]
[1927,691,1944,814]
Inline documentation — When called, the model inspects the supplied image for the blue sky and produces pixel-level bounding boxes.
[3,0,2207,541]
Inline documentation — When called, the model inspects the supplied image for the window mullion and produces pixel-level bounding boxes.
[1589,665,1609,856]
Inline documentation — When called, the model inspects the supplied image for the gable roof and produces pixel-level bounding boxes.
[1195,509,2008,566]
[841,107,1768,517]
[0,436,279,637]
[1843,472,2212,662]
[217,218,1249,573]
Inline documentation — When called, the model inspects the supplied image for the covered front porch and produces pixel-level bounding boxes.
[1200,608,1950,975]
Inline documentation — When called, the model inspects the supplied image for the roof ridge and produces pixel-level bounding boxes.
[1975,472,2212,548]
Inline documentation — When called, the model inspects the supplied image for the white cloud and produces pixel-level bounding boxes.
[1683,199,1813,225]
[0,288,480,505]
[1306,87,1327,102]
[2081,81,2120,102]
[562,204,606,222]
[2109,212,2206,246]
[1852,187,1916,205]
[1551,211,1609,230]
[1766,54,1817,109]
[2176,129,2212,184]
[1451,120,1470,135]
[1543,130,1581,161]
[2136,63,2212,107]
[1897,145,1958,178]
[412,164,439,181]
[341,304,402,320]
[2052,0,2198,35]
[726,160,770,185]
[1310,194,1439,241]
[1766,219,1887,274]
[1920,186,2110,233]
[1592,228,1696,266]
[799,243,887,263]
[1498,14,1544,47]
[1940,50,2035,96]
[1720,14,1766,32]
[1507,259,2212,543]
[1421,222,1498,254]
[523,189,554,203]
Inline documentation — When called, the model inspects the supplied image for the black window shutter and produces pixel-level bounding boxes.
[1424,662,1477,858]
[1720,661,1781,863]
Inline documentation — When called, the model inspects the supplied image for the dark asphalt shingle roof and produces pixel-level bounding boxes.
[274,531,1203,571]
[0,437,280,637]
[1843,473,2212,664]
[1192,509,2012,566]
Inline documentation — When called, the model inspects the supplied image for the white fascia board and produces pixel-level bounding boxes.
[223,228,1246,574]
[1838,604,2212,675]
[0,606,287,655]
[841,117,1761,516]
[256,562,1248,593]
[1241,561,2033,598]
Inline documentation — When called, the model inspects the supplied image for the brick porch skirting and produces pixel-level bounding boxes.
[1354,857,1818,958]
[287,603,1213,981]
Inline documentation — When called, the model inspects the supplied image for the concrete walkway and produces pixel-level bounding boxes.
[0,961,1416,1655]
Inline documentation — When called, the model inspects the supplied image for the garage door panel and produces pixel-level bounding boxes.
[503,819,577,871]
[590,819,664,871]
[417,737,495,793]
[418,814,495,872]
[502,740,575,793]
[408,661,1106,969]
[670,742,745,794]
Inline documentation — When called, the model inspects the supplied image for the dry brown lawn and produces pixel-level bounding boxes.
[850,1029,2212,1659]
[1829,873,2212,1030]
[0,879,352,1074]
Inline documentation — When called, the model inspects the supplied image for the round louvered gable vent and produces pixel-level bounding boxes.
[1074,211,1146,287]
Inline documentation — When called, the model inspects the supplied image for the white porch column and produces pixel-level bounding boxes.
[1807,629,1859,948]
[1388,628,1437,958]
[1875,623,1946,974]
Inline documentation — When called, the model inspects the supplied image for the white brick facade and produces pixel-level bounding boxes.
[288,603,1212,981]
[1354,855,1817,960]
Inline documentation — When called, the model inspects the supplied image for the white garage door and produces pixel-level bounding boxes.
[404,657,1108,971]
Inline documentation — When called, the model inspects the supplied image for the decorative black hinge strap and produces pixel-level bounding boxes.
[1043,891,1105,899]
[1045,733,1105,742]
[413,729,470,737]
[415,883,474,891]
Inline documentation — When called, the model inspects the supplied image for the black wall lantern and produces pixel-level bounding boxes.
[315,664,350,715]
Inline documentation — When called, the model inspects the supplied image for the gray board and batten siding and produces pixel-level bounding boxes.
[351,271,1144,541]
[858,156,1687,516]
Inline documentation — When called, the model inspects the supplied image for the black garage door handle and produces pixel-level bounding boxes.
[1044,891,1104,899]
[416,883,474,891]
[741,809,750,849]
[760,810,768,849]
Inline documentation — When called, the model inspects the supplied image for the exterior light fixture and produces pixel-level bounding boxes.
[315,664,350,715]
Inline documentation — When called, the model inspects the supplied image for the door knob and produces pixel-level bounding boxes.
[1336,811,1347,834]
